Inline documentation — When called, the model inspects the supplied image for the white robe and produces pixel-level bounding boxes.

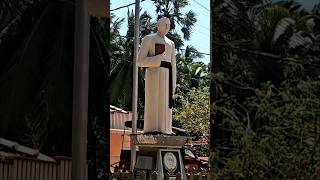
[137,33,176,134]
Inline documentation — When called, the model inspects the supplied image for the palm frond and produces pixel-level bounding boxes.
[174,0,188,9]
[289,31,313,49]
[0,0,75,154]
[272,17,295,44]
[110,17,124,35]
[312,2,320,15]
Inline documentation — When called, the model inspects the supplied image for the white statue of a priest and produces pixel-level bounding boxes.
[137,17,176,134]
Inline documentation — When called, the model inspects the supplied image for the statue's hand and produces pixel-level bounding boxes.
[161,52,166,60]
[155,52,166,61]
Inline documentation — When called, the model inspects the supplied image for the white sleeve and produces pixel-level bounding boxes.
[137,37,162,68]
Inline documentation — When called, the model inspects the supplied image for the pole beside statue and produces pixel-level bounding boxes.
[131,0,140,172]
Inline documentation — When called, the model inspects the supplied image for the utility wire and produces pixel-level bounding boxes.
[112,1,209,34]
[191,0,210,12]
[111,0,147,11]
[180,49,210,55]
[175,20,210,45]
[195,22,210,31]
[111,44,210,56]
[112,33,210,55]
[111,2,135,11]
[172,18,209,38]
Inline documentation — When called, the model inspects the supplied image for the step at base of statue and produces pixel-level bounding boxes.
[131,134,188,147]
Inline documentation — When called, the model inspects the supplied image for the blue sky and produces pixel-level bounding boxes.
[110,0,211,64]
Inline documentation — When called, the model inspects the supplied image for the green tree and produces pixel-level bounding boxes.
[110,0,202,110]
[109,2,210,157]
[176,46,209,95]
[0,0,110,179]
[211,80,320,179]
[214,0,319,85]
[211,0,320,178]
[173,86,209,139]
[151,0,197,48]
[173,86,210,157]
[109,10,146,111]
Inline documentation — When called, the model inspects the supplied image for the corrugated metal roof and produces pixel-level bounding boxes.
[0,137,56,162]
[110,105,129,113]
[110,105,132,129]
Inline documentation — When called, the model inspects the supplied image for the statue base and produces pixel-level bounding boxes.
[131,134,188,179]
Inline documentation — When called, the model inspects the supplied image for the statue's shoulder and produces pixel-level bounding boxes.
[143,33,157,40]
[164,36,175,46]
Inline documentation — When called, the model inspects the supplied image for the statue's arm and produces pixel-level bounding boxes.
[137,37,163,68]
[171,42,177,94]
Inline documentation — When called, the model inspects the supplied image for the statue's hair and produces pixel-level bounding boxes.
[157,17,170,27]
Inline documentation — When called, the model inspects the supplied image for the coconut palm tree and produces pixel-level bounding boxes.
[151,0,197,49]
[110,13,125,69]
[176,45,208,94]
[109,0,200,109]
[109,10,147,111]
[210,0,320,174]
[213,0,318,85]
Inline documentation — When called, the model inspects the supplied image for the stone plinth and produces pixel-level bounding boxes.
[131,134,188,147]
[131,134,188,179]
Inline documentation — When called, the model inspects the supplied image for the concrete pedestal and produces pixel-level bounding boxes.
[131,134,188,179]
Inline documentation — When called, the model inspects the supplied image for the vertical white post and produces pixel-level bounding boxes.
[72,0,90,179]
[131,0,140,171]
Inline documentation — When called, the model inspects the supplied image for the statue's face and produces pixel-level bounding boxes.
[157,18,170,36]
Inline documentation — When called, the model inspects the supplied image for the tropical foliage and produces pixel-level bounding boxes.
[0,0,110,179]
[109,10,147,112]
[110,0,199,110]
[173,86,209,140]
[110,0,210,155]
[151,0,197,42]
[211,0,320,178]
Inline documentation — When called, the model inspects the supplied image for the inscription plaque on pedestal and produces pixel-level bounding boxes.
[162,151,180,177]
[131,134,187,179]
[158,149,186,179]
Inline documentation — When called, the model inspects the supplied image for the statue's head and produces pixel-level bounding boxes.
[157,17,170,36]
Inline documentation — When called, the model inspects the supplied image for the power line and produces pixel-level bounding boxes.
[112,1,210,31]
[175,21,209,39]
[111,2,135,11]
[111,45,210,57]
[180,48,210,56]
[114,32,210,53]
[111,0,147,11]
[172,18,207,34]
[171,20,210,52]
[191,0,210,12]
[111,16,210,56]
[195,22,210,31]
[113,34,134,39]
[200,50,211,54]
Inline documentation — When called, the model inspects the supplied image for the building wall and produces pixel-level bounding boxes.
[0,157,71,180]
[110,110,132,129]
[110,129,131,172]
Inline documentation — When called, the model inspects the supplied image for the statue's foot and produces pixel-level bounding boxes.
[143,131,163,135]
[143,131,176,136]
[162,132,176,136]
